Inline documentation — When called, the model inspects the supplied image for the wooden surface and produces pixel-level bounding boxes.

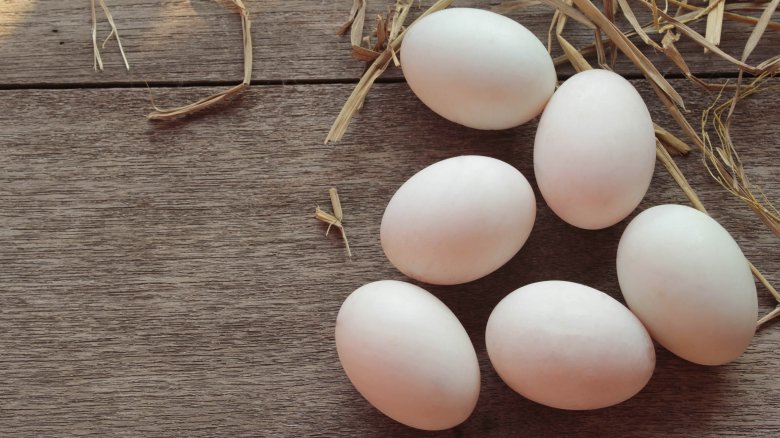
[1,1,779,436]
[1,1,778,85]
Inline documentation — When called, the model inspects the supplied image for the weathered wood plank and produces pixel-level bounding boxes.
[0,80,778,436]
[0,1,777,86]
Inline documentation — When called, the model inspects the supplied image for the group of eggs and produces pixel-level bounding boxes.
[334,8,759,431]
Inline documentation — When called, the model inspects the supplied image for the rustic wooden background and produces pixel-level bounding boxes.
[1,1,779,436]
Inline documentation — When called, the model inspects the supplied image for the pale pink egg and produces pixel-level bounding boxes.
[534,69,656,229]
[380,156,536,285]
[486,281,655,410]
[336,280,480,430]
[617,204,758,365]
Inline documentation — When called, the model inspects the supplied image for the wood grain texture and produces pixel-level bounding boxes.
[0,1,777,86]
[1,80,779,436]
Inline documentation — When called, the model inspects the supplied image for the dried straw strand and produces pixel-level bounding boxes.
[654,123,692,155]
[741,0,780,64]
[704,0,726,50]
[91,0,102,71]
[390,1,414,42]
[617,0,661,49]
[98,0,129,71]
[655,141,708,213]
[329,188,344,222]
[751,262,780,304]
[338,1,415,64]
[659,30,709,89]
[389,0,415,66]
[147,0,252,120]
[337,0,367,43]
[91,0,130,71]
[602,0,618,67]
[558,35,594,72]
[758,306,780,327]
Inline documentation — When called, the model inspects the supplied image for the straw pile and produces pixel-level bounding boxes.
[328,0,780,326]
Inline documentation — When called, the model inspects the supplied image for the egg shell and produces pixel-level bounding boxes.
[335,280,480,430]
[401,8,556,130]
[617,204,758,365]
[380,155,536,285]
[485,281,656,410]
[534,69,656,229]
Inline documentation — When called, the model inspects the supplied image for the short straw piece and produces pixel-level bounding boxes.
[758,306,780,327]
[314,188,352,258]
[617,0,662,49]
[655,123,692,156]
[655,141,707,213]
[91,0,130,71]
[740,0,780,64]
[704,0,726,51]
[338,0,367,45]
[91,0,102,71]
[329,188,344,222]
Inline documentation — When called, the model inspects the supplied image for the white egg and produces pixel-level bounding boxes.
[534,69,656,229]
[381,155,536,285]
[617,204,758,365]
[401,8,556,130]
[486,281,655,410]
[335,280,480,430]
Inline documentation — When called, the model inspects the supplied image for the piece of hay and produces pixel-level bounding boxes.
[704,0,726,51]
[147,0,253,120]
[91,0,130,71]
[314,188,352,259]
